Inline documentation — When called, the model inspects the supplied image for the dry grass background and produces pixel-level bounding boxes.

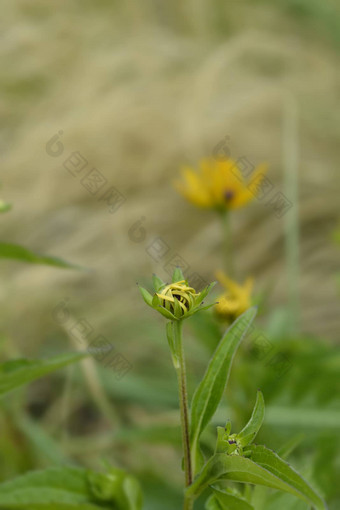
[1,0,339,352]
[0,1,340,505]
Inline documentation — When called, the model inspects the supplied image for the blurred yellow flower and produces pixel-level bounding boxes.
[215,270,253,320]
[175,158,267,210]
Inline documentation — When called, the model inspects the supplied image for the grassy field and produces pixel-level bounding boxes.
[0,1,339,509]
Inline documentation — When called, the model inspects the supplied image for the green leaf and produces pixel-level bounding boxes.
[0,466,142,510]
[0,352,87,397]
[209,487,254,510]
[237,391,265,447]
[0,200,11,213]
[277,434,304,460]
[206,494,221,510]
[186,453,326,510]
[0,467,103,509]
[0,242,80,269]
[14,414,70,465]
[190,307,257,472]
[245,445,326,510]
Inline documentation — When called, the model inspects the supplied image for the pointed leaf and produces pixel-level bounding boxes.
[0,352,87,397]
[210,487,254,510]
[237,391,265,447]
[187,453,326,510]
[190,308,257,471]
[0,242,80,269]
[245,445,326,510]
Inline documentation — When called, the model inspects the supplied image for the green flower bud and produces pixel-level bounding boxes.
[215,422,243,456]
[139,268,216,321]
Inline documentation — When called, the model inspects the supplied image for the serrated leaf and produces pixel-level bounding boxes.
[0,242,80,269]
[210,487,254,509]
[237,391,265,447]
[190,307,257,473]
[245,445,326,510]
[0,352,87,397]
[186,453,326,510]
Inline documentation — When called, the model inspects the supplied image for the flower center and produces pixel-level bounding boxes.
[157,281,198,316]
[224,189,235,202]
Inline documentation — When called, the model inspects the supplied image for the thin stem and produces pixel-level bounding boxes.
[173,320,193,489]
[222,210,234,277]
[283,93,300,334]
[183,494,194,510]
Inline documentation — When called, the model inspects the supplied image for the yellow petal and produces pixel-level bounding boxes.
[174,166,212,208]
[215,270,242,295]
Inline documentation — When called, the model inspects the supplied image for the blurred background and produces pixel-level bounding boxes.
[1,1,339,509]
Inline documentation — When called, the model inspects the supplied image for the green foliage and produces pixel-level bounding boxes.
[188,450,325,509]
[0,200,11,213]
[245,445,326,509]
[207,488,254,510]
[190,308,257,473]
[0,353,87,397]
[0,466,142,510]
[0,242,80,269]
[237,391,265,447]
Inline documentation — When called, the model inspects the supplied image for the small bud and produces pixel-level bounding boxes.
[139,268,216,322]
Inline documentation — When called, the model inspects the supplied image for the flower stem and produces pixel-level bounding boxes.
[222,210,234,277]
[173,320,193,490]
[283,93,300,334]
[183,494,194,510]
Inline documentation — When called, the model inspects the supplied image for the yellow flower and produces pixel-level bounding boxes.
[175,158,267,210]
[215,270,253,320]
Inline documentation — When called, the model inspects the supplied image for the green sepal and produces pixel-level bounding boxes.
[155,306,177,321]
[152,274,165,292]
[138,286,153,307]
[152,293,161,307]
[195,281,217,306]
[172,267,185,282]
